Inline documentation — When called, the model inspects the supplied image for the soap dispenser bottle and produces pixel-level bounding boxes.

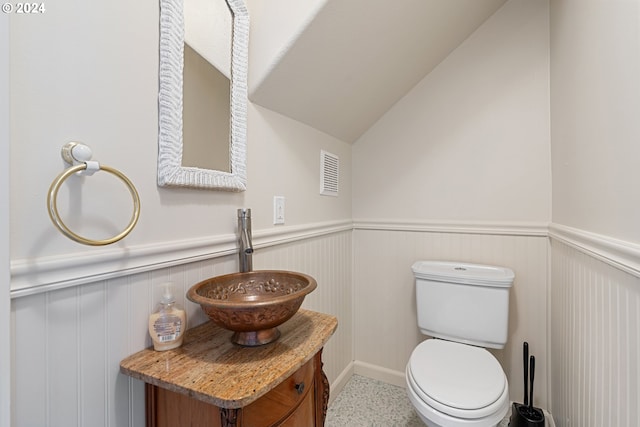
[148,283,186,351]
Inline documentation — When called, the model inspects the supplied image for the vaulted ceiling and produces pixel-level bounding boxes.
[247,0,508,143]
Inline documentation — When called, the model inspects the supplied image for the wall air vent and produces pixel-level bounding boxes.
[320,150,339,197]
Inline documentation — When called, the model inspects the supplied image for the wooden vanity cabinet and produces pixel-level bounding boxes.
[121,310,337,427]
[145,350,329,427]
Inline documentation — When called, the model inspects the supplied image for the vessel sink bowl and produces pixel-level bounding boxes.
[187,270,317,346]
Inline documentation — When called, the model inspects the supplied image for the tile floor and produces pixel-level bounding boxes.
[326,375,425,427]
[325,375,513,427]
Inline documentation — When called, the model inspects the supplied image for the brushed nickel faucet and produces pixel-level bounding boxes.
[238,208,253,272]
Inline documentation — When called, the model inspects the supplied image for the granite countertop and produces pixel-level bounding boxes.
[120,308,338,409]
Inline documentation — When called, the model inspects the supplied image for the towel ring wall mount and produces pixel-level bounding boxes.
[47,142,141,246]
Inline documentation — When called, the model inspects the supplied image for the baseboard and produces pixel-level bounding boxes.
[352,360,406,388]
[328,361,354,406]
[544,410,556,427]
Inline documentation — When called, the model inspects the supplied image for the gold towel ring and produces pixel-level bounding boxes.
[47,162,141,246]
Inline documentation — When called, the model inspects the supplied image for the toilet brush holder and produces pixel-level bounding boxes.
[511,342,545,426]
[509,402,545,427]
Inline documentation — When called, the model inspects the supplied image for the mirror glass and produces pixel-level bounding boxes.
[182,43,230,171]
[158,0,249,191]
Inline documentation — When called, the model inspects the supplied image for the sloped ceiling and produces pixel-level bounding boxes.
[248,0,508,143]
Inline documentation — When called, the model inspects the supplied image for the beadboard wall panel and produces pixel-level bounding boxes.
[550,240,640,427]
[252,229,354,390]
[11,230,352,427]
[353,228,550,408]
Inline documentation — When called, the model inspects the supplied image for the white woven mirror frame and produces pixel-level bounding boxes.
[157,0,249,191]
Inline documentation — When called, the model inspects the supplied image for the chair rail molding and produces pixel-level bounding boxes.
[548,223,640,278]
[12,219,639,298]
[10,219,352,298]
[353,219,549,236]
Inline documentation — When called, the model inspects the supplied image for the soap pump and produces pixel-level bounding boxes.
[148,283,186,351]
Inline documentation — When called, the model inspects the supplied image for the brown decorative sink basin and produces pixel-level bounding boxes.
[187,270,317,346]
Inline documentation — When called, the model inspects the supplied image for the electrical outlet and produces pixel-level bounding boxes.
[273,196,285,224]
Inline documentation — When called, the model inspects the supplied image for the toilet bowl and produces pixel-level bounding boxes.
[406,339,510,427]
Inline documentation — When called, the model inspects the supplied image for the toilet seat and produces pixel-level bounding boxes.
[407,339,509,424]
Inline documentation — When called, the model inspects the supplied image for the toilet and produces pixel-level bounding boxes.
[406,261,515,427]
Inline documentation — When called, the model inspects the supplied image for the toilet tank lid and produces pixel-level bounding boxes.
[412,261,514,287]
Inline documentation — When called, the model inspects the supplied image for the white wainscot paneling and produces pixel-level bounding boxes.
[11,229,353,426]
[253,229,354,393]
[352,228,550,409]
[550,240,640,427]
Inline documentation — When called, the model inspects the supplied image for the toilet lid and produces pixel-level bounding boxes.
[408,339,506,413]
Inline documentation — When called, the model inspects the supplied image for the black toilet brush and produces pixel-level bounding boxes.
[510,342,545,426]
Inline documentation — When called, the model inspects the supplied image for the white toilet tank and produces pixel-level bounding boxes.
[412,261,514,349]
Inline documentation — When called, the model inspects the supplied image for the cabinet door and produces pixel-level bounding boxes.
[145,351,327,427]
[243,357,315,426]
[146,384,221,427]
[278,387,315,427]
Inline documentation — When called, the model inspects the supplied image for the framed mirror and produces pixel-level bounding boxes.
[158,0,249,191]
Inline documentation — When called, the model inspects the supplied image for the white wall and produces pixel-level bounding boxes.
[353,0,550,223]
[1,12,12,427]
[12,231,353,427]
[9,0,351,293]
[245,0,328,91]
[549,1,640,426]
[550,0,640,244]
[351,0,552,409]
[246,104,352,230]
[9,0,353,425]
